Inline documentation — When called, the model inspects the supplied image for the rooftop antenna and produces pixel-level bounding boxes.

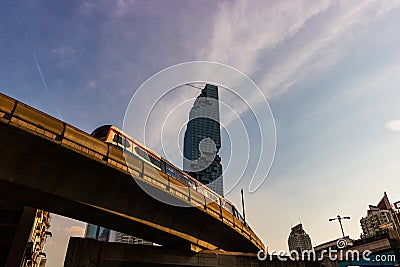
[185,83,204,91]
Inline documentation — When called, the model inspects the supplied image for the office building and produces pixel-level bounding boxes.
[288,223,313,253]
[85,224,110,242]
[360,192,400,239]
[183,84,224,196]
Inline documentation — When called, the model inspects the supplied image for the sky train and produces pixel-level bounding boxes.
[90,125,245,224]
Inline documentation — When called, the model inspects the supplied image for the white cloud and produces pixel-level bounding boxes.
[204,0,400,100]
[51,46,75,57]
[64,225,85,236]
[86,80,97,89]
[256,0,400,98]
[386,120,400,132]
[205,0,331,74]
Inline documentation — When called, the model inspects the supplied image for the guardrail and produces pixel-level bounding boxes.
[0,93,264,250]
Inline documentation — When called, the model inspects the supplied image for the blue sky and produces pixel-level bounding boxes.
[2,1,400,266]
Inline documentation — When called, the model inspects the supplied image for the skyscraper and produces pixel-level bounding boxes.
[85,224,110,242]
[183,84,224,196]
[288,223,313,253]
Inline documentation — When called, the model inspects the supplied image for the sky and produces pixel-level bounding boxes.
[1,0,400,266]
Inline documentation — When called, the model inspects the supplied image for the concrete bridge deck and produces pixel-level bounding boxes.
[0,92,264,253]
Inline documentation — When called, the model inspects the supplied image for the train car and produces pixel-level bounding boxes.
[90,125,243,223]
[91,125,162,170]
[91,125,200,189]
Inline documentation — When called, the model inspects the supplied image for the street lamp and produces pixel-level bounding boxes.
[241,189,246,222]
[329,215,350,238]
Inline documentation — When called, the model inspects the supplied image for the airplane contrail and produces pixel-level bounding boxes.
[33,52,49,92]
[33,52,64,120]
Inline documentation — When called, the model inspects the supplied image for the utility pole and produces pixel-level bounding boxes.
[329,215,350,238]
[241,189,246,222]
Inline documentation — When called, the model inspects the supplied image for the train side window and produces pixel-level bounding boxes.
[149,156,161,168]
[166,165,175,177]
[135,147,149,160]
[125,139,134,154]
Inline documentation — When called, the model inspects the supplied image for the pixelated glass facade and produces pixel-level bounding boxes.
[85,224,110,242]
[183,84,224,196]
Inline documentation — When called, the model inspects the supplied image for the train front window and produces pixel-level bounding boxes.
[113,134,131,149]
[113,134,122,144]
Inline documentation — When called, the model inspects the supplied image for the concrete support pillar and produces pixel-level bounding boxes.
[6,206,36,267]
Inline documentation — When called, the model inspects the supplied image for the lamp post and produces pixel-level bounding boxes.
[329,215,350,238]
[241,189,246,222]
